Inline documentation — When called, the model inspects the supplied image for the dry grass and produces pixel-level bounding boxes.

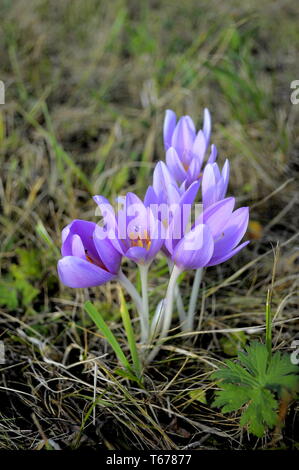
[0,0,298,450]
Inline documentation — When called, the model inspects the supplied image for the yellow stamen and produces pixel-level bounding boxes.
[129,230,152,251]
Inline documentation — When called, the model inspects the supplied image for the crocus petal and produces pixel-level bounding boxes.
[173,224,214,270]
[93,227,122,274]
[184,115,196,134]
[220,159,230,199]
[153,161,178,203]
[146,235,164,260]
[125,192,148,240]
[203,108,211,144]
[163,109,177,150]
[166,147,187,183]
[93,195,117,231]
[212,207,249,257]
[202,197,235,237]
[187,155,202,183]
[61,220,99,262]
[71,234,86,259]
[207,241,249,267]
[201,163,217,208]
[144,185,158,207]
[191,130,206,169]
[58,256,116,288]
[125,246,148,263]
[171,116,195,154]
[61,225,70,246]
[93,196,123,253]
[164,180,200,255]
[207,144,218,164]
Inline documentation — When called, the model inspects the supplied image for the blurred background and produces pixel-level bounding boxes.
[0,0,298,450]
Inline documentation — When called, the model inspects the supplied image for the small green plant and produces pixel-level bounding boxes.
[213,271,299,438]
[212,341,299,437]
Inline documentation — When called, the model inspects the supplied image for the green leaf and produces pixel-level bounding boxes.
[239,389,278,437]
[212,384,251,413]
[266,350,299,393]
[15,278,39,306]
[14,248,42,279]
[238,342,269,379]
[114,368,141,383]
[0,280,18,309]
[212,341,299,437]
[84,301,131,373]
[189,389,207,404]
[118,288,142,379]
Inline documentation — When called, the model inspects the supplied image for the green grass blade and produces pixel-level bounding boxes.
[84,301,131,372]
[35,219,60,257]
[119,288,142,378]
[265,289,272,360]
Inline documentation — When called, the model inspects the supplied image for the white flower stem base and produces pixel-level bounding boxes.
[146,264,182,363]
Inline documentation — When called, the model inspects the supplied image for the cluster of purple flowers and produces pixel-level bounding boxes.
[58,109,249,288]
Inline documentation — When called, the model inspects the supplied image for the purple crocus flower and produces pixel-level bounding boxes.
[93,192,164,265]
[148,161,193,206]
[165,196,249,271]
[146,161,201,257]
[163,108,217,185]
[202,197,249,266]
[201,160,230,208]
[150,161,180,205]
[57,219,122,288]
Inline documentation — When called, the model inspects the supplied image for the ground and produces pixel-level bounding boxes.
[0,0,298,450]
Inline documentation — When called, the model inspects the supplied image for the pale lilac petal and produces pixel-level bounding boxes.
[71,234,85,259]
[126,192,148,239]
[203,108,211,143]
[191,130,206,168]
[202,197,235,237]
[61,225,70,245]
[93,196,123,253]
[93,195,117,230]
[125,246,148,263]
[184,115,196,134]
[212,207,249,257]
[171,116,195,153]
[146,235,164,259]
[153,161,177,202]
[207,144,218,164]
[93,227,122,274]
[163,110,177,149]
[173,224,214,269]
[61,220,98,261]
[144,186,158,207]
[201,164,217,208]
[167,180,200,248]
[166,147,187,183]
[207,241,250,267]
[220,159,230,199]
[187,156,202,182]
[58,256,116,288]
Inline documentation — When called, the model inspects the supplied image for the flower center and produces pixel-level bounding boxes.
[129,229,152,251]
[85,250,107,270]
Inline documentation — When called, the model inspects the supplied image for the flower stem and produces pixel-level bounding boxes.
[185,268,203,332]
[146,265,182,363]
[139,264,150,344]
[117,270,146,341]
[167,259,186,328]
